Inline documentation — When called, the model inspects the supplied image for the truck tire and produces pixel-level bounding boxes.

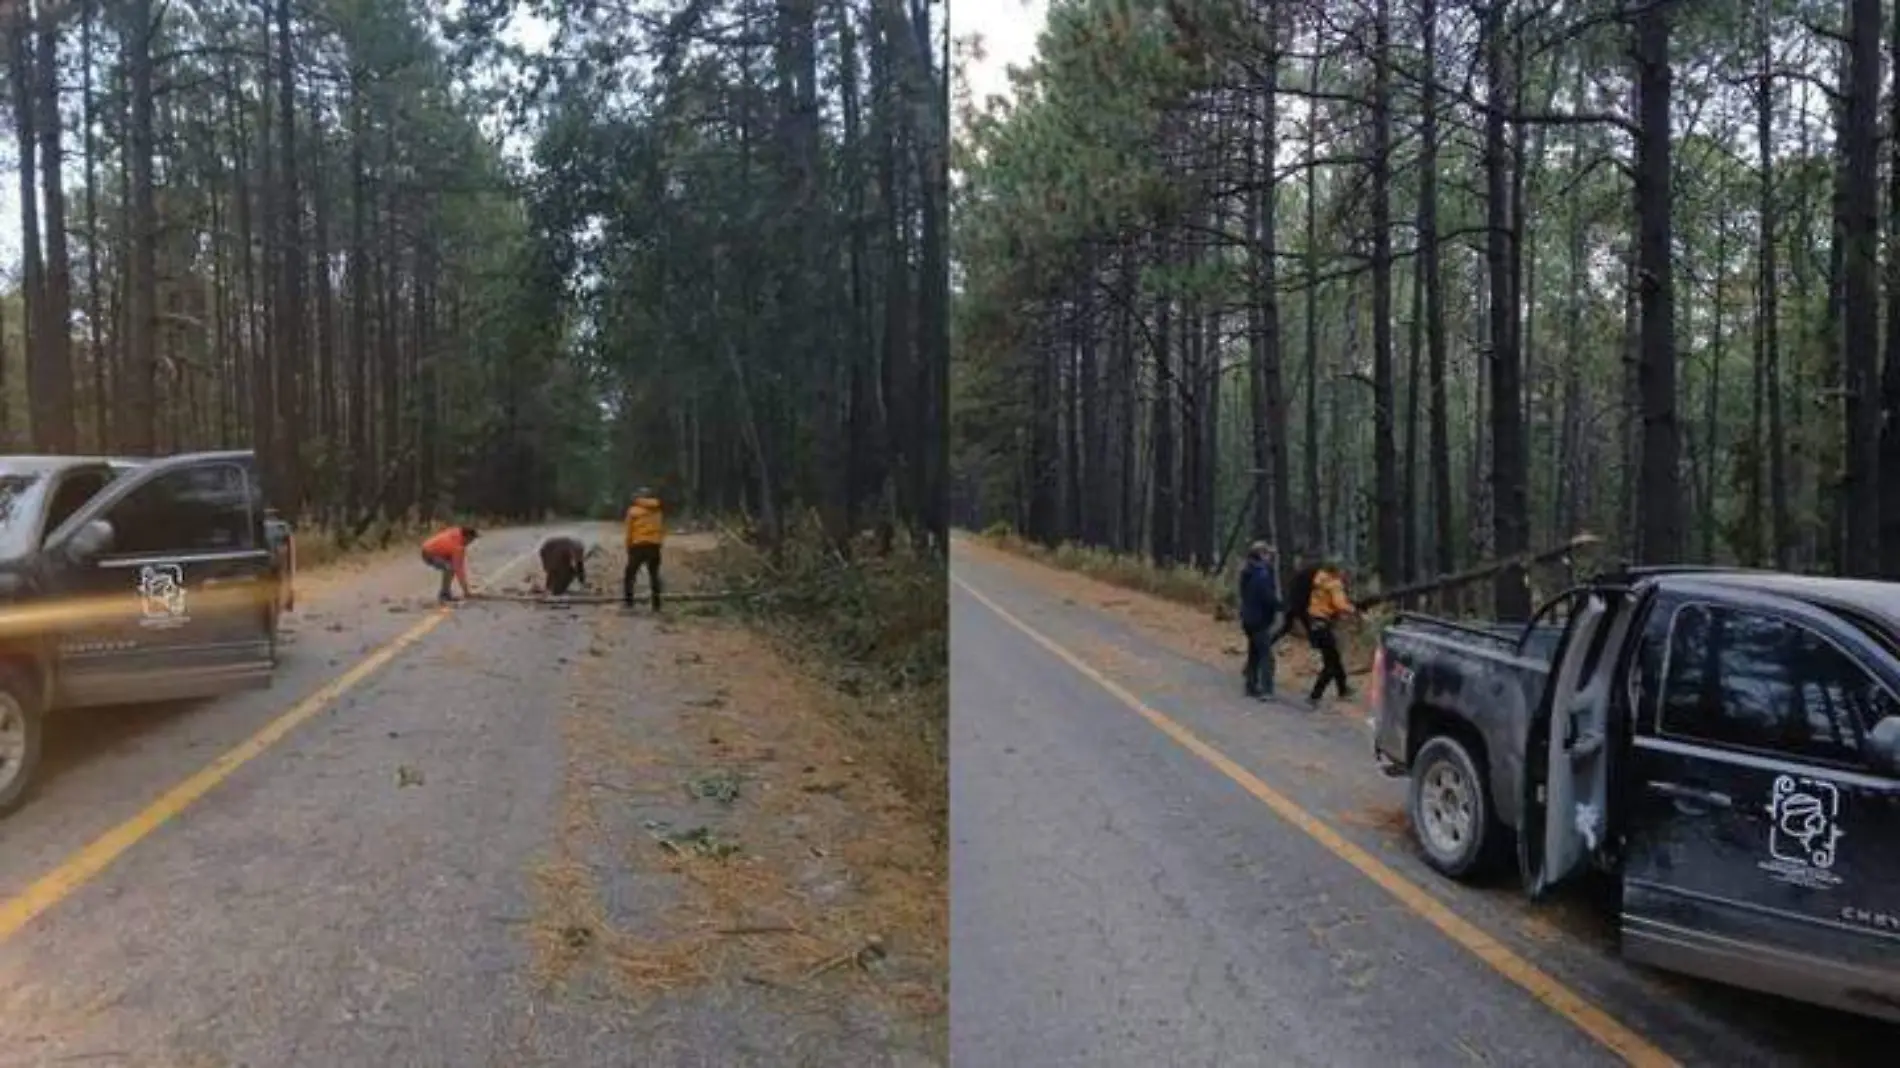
[0,665,45,816]
[1409,734,1503,880]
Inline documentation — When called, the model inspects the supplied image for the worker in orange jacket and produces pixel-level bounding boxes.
[1305,560,1357,705]
[623,490,665,610]
[421,525,480,603]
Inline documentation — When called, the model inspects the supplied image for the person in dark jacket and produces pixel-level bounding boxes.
[1238,541,1283,699]
[539,535,588,596]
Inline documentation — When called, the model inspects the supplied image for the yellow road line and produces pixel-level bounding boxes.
[952,575,1680,1068]
[0,543,541,946]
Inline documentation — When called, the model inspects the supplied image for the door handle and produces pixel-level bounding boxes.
[1646,780,1732,810]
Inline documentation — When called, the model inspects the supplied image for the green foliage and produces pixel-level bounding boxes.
[500,0,948,540]
[698,515,947,821]
[955,0,1863,577]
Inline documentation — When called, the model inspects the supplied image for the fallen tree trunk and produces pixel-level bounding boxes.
[468,590,757,606]
[1356,533,1603,613]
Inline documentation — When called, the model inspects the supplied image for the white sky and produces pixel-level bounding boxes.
[952,0,1049,131]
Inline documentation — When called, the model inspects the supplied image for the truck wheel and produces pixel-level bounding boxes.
[0,667,45,816]
[1410,734,1501,880]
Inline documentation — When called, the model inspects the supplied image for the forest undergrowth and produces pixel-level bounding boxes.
[698,517,948,842]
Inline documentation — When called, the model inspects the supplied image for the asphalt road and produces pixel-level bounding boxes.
[949,542,1898,1068]
[0,525,664,1066]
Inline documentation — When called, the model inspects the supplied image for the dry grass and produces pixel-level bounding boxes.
[977,524,1233,616]
[960,533,1387,704]
[288,511,522,576]
[527,534,946,1026]
[694,515,947,834]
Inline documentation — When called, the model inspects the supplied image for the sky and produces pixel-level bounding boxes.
[952,0,1049,131]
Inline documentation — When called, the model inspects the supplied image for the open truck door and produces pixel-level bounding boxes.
[1519,590,1617,899]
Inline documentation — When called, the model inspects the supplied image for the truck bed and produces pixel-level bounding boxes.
[1373,615,1558,833]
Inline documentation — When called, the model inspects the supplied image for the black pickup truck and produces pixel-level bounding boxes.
[0,450,294,813]
[1371,567,1900,1022]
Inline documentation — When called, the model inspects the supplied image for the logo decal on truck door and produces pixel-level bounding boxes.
[1760,774,1845,889]
[137,563,189,628]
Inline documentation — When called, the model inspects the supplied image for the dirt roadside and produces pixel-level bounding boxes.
[513,534,947,1065]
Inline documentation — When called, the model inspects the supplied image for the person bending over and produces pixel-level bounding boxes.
[540,535,587,596]
[421,525,479,604]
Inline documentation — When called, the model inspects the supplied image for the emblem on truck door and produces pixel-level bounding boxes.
[137,564,189,628]
[1760,775,1845,889]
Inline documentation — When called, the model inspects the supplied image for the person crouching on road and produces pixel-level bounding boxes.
[421,525,479,604]
[540,535,587,596]
[623,490,665,610]
[1306,559,1357,705]
[1238,540,1282,701]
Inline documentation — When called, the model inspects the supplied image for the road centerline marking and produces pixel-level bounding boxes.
[0,542,540,946]
[952,574,1679,1068]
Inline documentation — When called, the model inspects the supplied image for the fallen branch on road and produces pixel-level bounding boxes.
[467,589,759,606]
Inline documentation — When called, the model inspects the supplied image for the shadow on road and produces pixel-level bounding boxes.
[35,698,207,796]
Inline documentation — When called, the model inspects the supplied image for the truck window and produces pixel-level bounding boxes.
[1658,604,1889,768]
[44,470,109,540]
[0,474,41,530]
[105,464,255,557]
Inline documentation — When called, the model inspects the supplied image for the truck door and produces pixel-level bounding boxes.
[1519,592,1611,897]
[49,456,275,708]
[1619,594,1900,1020]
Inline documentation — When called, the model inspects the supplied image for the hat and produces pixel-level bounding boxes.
[1248,540,1273,558]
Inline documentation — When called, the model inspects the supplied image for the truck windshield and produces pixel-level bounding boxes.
[0,474,41,529]
[0,473,47,560]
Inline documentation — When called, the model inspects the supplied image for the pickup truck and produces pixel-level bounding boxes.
[0,450,294,813]
[1371,567,1900,1022]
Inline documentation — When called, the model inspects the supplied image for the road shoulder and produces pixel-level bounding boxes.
[514,541,947,1065]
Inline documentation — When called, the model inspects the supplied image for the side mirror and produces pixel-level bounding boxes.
[66,519,115,564]
[1870,718,1900,777]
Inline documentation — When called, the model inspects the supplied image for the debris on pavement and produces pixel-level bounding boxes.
[397,764,425,787]
[686,769,742,804]
[522,533,945,1063]
[643,820,741,859]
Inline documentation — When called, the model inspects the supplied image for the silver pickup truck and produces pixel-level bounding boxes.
[1370,567,1900,1022]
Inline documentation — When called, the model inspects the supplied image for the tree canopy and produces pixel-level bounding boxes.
[1,0,948,545]
[953,0,1900,613]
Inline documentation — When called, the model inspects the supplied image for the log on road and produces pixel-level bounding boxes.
[467,590,756,606]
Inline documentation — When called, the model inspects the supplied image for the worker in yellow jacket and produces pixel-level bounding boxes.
[623,489,665,609]
[1305,561,1357,705]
